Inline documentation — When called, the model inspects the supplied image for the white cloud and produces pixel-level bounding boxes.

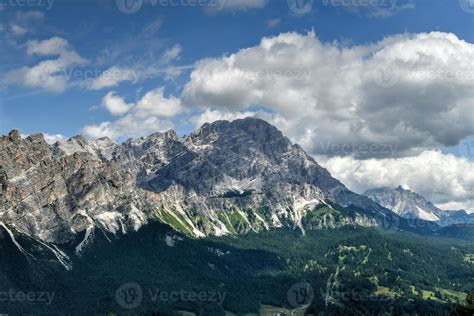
[89,43,182,90]
[162,44,182,65]
[82,118,174,140]
[137,87,183,117]
[3,37,88,92]
[43,133,66,144]
[436,201,474,213]
[102,92,134,115]
[89,66,139,90]
[26,37,69,55]
[320,151,474,212]
[20,132,66,145]
[183,31,474,159]
[10,24,27,36]
[163,66,183,80]
[6,11,45,37]
[83,87,182,139]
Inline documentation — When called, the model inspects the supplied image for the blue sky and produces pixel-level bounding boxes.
[1,0,473,137]
[1,0,474,210]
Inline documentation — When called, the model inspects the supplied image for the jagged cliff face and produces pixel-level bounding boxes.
[0,130,149,246]
[0,118,389,250]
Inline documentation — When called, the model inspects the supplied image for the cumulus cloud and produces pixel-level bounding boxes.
[183,31,474,159]
[137,87,183,117]
[320,151,474,212]
[3,37,88,92]
[83,87,182,139]
[101,92,134,115]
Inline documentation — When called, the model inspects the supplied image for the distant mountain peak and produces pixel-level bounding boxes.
[364,186,474,226]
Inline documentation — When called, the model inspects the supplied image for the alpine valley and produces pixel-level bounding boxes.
[0,118,473,315]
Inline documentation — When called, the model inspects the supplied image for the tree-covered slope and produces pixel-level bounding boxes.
[1,223,473,315]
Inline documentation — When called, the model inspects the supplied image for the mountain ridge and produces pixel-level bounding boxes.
[0,118,437,263]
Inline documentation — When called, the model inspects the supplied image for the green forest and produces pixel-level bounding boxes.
[1,222,474,315]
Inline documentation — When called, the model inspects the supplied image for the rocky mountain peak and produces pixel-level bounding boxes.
[7,129,21,142]
[164,129,178,140]
[26,133,47,144]
[228,117,282,135]
[70,135,89,144]
[187,118,296,168]
[193,117,285,142]
[95,136,116,147]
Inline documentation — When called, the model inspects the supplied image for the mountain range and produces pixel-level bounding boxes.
[1,118,468,263]
[0,119,386,250]
[1,118,474,314]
